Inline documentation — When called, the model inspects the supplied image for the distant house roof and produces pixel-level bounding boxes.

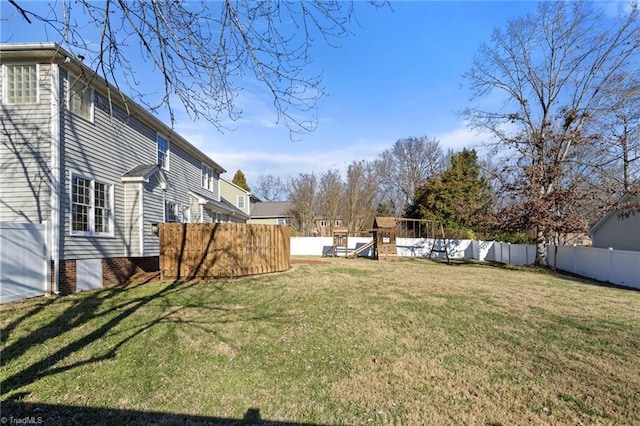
[250,201,292,218]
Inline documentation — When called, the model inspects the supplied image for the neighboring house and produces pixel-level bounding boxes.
[589,193,640,251]
[0,42,240,297]
[559,233,592,247]
[248,201,292,225]
[219,178,252,219]
[314,217,345,237]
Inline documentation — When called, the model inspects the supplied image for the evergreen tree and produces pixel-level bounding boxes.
[232,170,251,192]
[407,149,492,235]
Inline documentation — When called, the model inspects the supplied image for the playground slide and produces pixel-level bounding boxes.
[349,240,374,258]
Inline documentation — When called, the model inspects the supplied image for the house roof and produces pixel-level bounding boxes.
[122,164,159,179]
[121,164,168,189]
[374,217,397,229]
[0,42,225,175]
[589,192,638,235]
[189,190,249,220]
[250,201,292,218]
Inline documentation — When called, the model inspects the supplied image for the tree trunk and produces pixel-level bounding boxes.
[534,226,548,266]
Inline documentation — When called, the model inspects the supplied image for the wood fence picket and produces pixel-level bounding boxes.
[159,223,291,280]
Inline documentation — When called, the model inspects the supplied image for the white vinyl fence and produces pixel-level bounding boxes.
[0,222,50,303]
[291,237,640,290]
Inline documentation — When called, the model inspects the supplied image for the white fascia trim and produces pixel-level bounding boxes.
[188,191,207,205]
[121,176,149,183]
[50,63,60,295]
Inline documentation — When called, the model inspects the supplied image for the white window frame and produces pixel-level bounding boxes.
[201,163,214,191]
[2,63,40,105]
[237,195,245,210]
[66,71,94,122]
[157,134,170,170]
[165,201,190,223]
[69,172,114,237]
[276,218,288,225]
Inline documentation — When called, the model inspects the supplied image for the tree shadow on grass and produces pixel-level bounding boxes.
[0,402,330,425]
[0,277,282,401]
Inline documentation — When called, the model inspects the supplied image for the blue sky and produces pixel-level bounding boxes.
[1,1,632,189]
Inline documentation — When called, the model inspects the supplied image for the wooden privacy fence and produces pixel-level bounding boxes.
[159,223,291,280]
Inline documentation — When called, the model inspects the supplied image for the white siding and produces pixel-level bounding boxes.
[60,74,157,259]
[123,183,141,257]
[142,174,163,256]
[3,61,223,261]
[0,63,52,223]
[592,201,640,251]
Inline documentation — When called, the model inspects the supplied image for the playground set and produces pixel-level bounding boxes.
[324,217,450,262]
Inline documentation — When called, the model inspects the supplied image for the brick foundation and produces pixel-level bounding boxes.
[58,259,77,295]
[102,256,159,286]
[51,256,159,294]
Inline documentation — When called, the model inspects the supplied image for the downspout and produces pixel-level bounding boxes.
[50,64,61,295]
[139,183,144,256]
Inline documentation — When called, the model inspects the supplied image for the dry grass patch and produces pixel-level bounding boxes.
[2,257,639,425]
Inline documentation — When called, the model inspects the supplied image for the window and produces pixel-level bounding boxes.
[276,218,289,225]
[215,212,229,223]
[166,201,190,223]
[201,163,214,191]
[157,135,170,170]
[334,220,341,226]
[320,220,327,227]
[237,196,245,209]
[3,64,38,104]
[71,174,113,236]
[67,72,94,120]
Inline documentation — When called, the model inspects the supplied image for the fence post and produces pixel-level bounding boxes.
[609,247,614,284]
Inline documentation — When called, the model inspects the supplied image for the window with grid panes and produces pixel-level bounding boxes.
[201,163,214,191]
[4,64,38,104]
[71,174,113,235]
[157,135,170,170]
[67,72,94,120]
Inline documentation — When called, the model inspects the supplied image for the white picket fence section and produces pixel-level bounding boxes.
[0,222,50,303]
[291,237,640,290]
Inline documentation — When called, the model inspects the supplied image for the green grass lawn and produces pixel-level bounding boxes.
[2,257,639,425]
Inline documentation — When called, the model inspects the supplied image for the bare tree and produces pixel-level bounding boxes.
[318,169,344,233]
[374,136,443,216]
[344,160,377,234]
[463,1,640,265]
[594,75,640,195]
[6,0,380,135]
[287,173,318,236]
[254,174,286,202]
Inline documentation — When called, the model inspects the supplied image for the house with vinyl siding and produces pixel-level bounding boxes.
[589,193,640,252]
[219,178,253,218]
[248,201,293,226]
[0,42,244,297]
